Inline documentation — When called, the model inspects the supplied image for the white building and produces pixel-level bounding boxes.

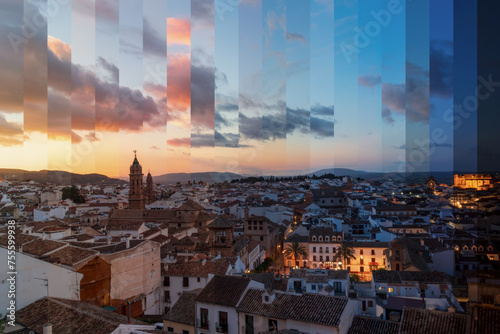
[0,247,83,312]
[195,275,264,334]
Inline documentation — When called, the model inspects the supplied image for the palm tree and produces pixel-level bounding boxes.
[284,241,308,267]
[333,243,356,269]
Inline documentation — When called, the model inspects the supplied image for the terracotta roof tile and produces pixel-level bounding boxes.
[163,290,201,325]
[237,289,348,328]
[16,297,145,334]
[347,315,400,334]
[196,275,251,307]
[399,307,467,334]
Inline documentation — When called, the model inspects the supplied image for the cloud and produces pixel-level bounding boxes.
[311,104,334,117]
[358,74,382,87]
[150,145,160,150]
[168,137,191,147]
[191,133,214,148]
[143,18,166,58]
[286,32,308,44]
[310,116,334,138]
[167,18,191,45]
[191,0,214,29]
[191,63,215,130]
[97,56,118,83]
[238,105,335,142]
[0,114,23,146]
[382,106,395,124]
[85,132,100,143]
[430,39,453,99]
[215,131,240,148]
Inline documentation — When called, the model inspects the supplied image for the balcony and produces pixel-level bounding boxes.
[197,319,209,330]
[215,322,228,333]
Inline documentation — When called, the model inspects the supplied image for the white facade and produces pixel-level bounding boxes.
[33,206,68,221]
[0,248,82,312]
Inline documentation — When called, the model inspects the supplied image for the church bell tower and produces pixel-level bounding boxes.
[129,150,145,210]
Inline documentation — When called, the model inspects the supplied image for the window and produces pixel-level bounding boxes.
[360,258,364,265]
[287,260,292,267]
[163,277,170,287]
[260,236,264,241]
[182,331,189,334]
[264,296,269,302]
[245,315,254,334]
[360,266,364,272]
[268,319,278,332]
[164,291,170,302]
[197,277,201,283]
[326,256,329,261]
[320,256,323,261]
[333,282,342,292]
[183,277,189,288]
[368,301,374,307]
[200,308,209,329]
[371,249,375,255]
[218,311,228,332]
[259,225,263,230]
[360,249,364,255]
[313,256,317,261]
[319,284,323,290]
[371,258,375,263]
[311,284,316,290]
[325,236,329,242]
[312,236,317,241]
[319,247,323,253]
[313,247,316,252]
[319,236,323,242]
[338,236,341,241]
[325,247,329,253]
[167,327,174,333]
[248,226,252,230]
[347,258,351,264]
[388,287,394,293]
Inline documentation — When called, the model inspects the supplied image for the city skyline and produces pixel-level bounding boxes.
[0,0,498,179]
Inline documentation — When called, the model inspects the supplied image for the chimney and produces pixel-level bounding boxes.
[126,238,130,249]
[42,232,46,240]
[107,237,111,245]
[448,306,456,313]
[43,324,53,334]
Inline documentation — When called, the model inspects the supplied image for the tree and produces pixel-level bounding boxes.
[61,185,85,204]
[333,243,356,269]
[284,241,308,267]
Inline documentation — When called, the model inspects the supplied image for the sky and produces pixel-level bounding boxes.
[0,0,497,179]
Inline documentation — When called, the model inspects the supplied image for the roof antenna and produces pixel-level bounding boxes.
[133,150,137,157]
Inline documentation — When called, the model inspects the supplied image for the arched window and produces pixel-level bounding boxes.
[312,236,317,241]
[463,245,468,250]
[472,245,477,251]
[332,236,336,242]
[338,236,342,241]
[479,246,484,251]
[325,236,329,242]
[319,236,323,242]
[488,246,493,251]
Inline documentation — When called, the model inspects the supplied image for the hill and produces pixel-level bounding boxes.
[0,169,126,185]
[153,172,242,184]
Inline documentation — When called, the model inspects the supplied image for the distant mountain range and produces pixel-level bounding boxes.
[152,172,242,184]
[0,168,457,186]
[0,169,126,185]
